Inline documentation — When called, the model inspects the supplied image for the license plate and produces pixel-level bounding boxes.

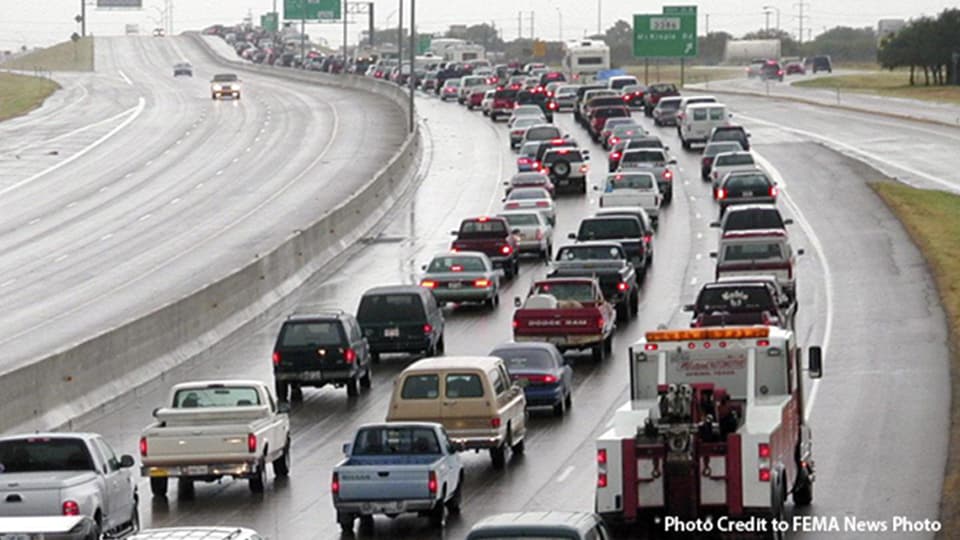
[384,327,400,338]
[742,191,754,197]
[548,336,566,345]
[447,282,462,289]
[186,465,208,476]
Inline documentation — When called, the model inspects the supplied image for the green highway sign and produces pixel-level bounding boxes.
[663,5,697,15]
[633,13,698,58]
[284,0,341,20]
[261,12,279,32]
[417,35,432,55]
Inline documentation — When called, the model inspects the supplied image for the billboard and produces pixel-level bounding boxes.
[97,0,143,7]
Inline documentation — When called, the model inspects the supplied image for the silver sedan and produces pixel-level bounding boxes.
[501,187,556,227]
[419,252,502,308]
[498,210,553,260]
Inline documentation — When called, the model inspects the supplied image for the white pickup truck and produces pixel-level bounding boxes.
[0,433,139,538]
[139,380,291,498]
[596,171,662,222]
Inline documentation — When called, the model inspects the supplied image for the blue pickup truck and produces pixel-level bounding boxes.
[332,423,465,533]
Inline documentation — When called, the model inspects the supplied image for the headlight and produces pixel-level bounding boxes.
[213,84,222,91]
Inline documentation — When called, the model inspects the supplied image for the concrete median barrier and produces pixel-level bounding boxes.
[0,34,422,434]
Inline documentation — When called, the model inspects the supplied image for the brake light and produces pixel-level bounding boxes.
[610,152,621,160]
[428,470,438,494]
[543,374,557,383]
[272,351,280,366]
[617,282,629,292]
[551,138,565,144]
[344,347,356,363]
[139,437,147,457]
[778,70,784,76]
[548,101,557,110]
[535,201,549,207]
[757,339,770,347]
[597,449,607,464]
[62,500,80,516]
[759,443,771,458]
[500,244,513,255]
[451,264,464,272]
[596,316,605,329]
[579,164,589,173]
[716,188,727,200]
[477,216,489,222]
[518,158,531,165]
[491,417,501,428]
[331,472,341,494]
[420,280,437,289]
[423,324,433,334]
[247,433,257,453]
[644,234,652,243]
[505,202,520,209]
[758,442,771,481]
[662,169,673,181]
[609,137,620,145]
[473,278,491,288]
[644,343,658,351]
[532,161,540,169]
[512,319,519,329]
[759,468,771,482]
[623,95,630,101]
[769,186,779,197]
[598,473,608,487]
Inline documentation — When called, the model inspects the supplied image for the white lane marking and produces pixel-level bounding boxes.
[168,37,191,63]
[176,139,182,145]
[146,160,153,166]
[0,98,146,197]
[690,277,698,285]
[101,233,114,241]
[556,466,575,483]
[753,151,833,418]
[118,70,133,86]
[695,253,702,260]
[7,103,140,156]
[169,198,181,205]
[99,187,108,193]
[138,214,152,222]
[28,218,40,225]
[53,254,69,263]
[215,170,223,176]
[740,112,959,193]
[66,202,77,209]
[0,278,16,288]
[695,212,701,219]
[695,232,703,239]
[125,173,133,178]
[232,157,239,163]
[195,183,204,189]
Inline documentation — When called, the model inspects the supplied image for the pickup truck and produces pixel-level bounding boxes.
[451,216,520,279]
[333,423,463,532]
[711,229,803,300]
[489,88,518,121]
[549,242,639,322]
[0,433,139,538]
[512,278,616,361]
[684,276,796,329]
[595,171,661,223]
[569,214,652,272]
[642,82,680,116]
[139,380,291,498]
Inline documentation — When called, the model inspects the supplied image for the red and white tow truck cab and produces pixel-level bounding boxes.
[595,326,823,533]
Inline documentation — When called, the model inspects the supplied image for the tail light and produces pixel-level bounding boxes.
[643,343,658,351]
[662,169,673,181]
[597,449,608,487]
[716,188,727,200]
[541,374,558,383]
[428,471,438,494]
[532,161,540,169]
[62,500,80,516]
[420,280,437,289]
[769,186,779,197]
[622,95,630,101]
[473,278,491,288]
[548,101,558,110]
[617,282,629,292]
[491,417,502,428]
[500,244,513,255]
[539,167,548,174]
[757,339,770,347]
[644,234,652,243]
[610,152,621,160]
[518,158,531,165]
[758,442,771,482]
[598,473,608,487]
[535,201,549,207]
[512,319,519,329]
[247,433,257,453]
[505,202,520,209]
[596,316,605,329]
[331,472,341,494]
[272,351,280,366]
[579,164,589,173]
[778,70,784,76]
[423,324,433,334]
[597,449,607,464]
[610,137,620,145]
[139,437,147,457]
[343,347,356,364]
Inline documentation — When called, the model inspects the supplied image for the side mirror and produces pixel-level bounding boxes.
[728,113,734,118]
[119,455,136,469]
[450,230,458,236]
[592,185,599,191]
[503,181,510,186]
[514,296,522,308]
[664,146,670,151]
[567,232,576,240]
[668,159,677,165]
[808,346,823,379]
[152,407,160,418]
[342,442,353,455]
[511,228,521,235]
[709,222,720,228]
[278,401,291,414]
[784,218,794,225]
[709,252,718,258]
[747,133,752,137]
[501,198,507,202]
[453,441,467,452]
[682,304,695,312]
[420,264,427,271]
[797,248,806,256]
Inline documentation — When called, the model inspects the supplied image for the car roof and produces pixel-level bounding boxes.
[285,310,349,322]
[721,229,788,239]
[715,275,783,288]
[489,341,559,353]
[716,151,754,159]
[723,203,780,213]
[170,380,265,391]
[402,356,503,373]
[361,285,429,297]
[559,240,625,250]
[469,511,601,534]
[429,251,489,261]
[130,528,260,540]
[355,421,442,431]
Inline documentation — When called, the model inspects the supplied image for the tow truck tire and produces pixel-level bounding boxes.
[150,477,168,497]
[604,333,614,354]
[793,467,814,506]
[273,439,291,477]
[337,512,355,533]
[631,291,640,317]
[490,445,506,468]
[346,377,360,397]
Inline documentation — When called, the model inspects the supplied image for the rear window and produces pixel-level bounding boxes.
[626,139,663,150]
[579,218,641,239]
[531,282,595,302]
[0,438,95,472]
[698,286,775,312]
[459,219,508,236]
[400,374,440,399]
[658,99,681,110]
[726,174,771,190]
[717,154,755,166]
[544,149,584,162]
[173,386,261,408]
[622,150,664,163]
[495,89,518,99]
[526,126,561,140]
[594,108,628,119]
[709,108,726,121]
[610,77,638,90]
[352,427,440,455]
[358,293,426,322]
[508,189,548,200]
[705,143,743,157]
[724,210,785,230]
[280,321,344,347]
[557,245,624,261]
[723,242,784,261]
[492,348,555,371]
[500,213,540,226]
[427,256,486,273]
[693,108,708,121]
[445,373,485,398]
[606,173,655,190]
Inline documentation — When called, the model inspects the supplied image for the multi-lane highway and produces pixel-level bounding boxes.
[53,44,949,539]
[0,35,405,376]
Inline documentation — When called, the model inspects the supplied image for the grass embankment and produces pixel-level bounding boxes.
[795,71,960,105]
[623,65,744,86]
[0,73,60,121]
[2,37,94,71]
[871,182,960,538]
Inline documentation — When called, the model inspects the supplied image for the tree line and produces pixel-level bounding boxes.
[878,9,960,86]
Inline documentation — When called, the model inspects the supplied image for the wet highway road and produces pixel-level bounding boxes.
[67,86,947,539]
[0,36,404,372]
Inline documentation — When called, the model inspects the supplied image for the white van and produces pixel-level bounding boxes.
[679,103,730,150]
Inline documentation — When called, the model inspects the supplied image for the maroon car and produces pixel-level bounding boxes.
[642,83,680,116]
[451,217,520,278]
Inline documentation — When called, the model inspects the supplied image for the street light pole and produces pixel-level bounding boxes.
[596,0,601,34]
[762,5,781,33]
[397,0,403,67]
[763,10,771,33]
[556,8,562,42]
[408,0,415,133]
[80,0,86,37]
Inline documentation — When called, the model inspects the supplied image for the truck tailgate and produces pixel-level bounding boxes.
[0,472,96,516]
[338,459,435,502]
[514,307,603,335]
[144,424,256,463]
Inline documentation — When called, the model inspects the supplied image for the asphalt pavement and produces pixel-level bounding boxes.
[64,83,949,539]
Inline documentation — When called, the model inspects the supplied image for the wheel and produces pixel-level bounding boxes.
[436,334,446,355]
[273,439,291,477]
[211,94,217,100]
[579,180,587,194]
[485,293,499,309]
[793,467,814,506]
[490,445,506,468]
[346,377,360,397]
[290,385,303,404]
[359,366,372,388]
[490,113,498,121]
[553,397,566,417]
[540,246,550,261]
[249,460,266,493]
[681,138,691,150]
[177,478,194,500]
[150,477,168,497]
[128,499,140,534]
[338,512,355,533]
[371,352,381,364]
[592,342,606,362]
[467,104,473,110]
[616,302,630,323]
[631,292,640,317]
[428,498,446,528]
[358,514,375,531]
[503,262,514,280]
[446,474,463,513]
[564,390,573,409]
[509,428,525,455]
[275,381,289,402]
[512,259,520,278]
[552,160,571,179]
[604,333,614,354]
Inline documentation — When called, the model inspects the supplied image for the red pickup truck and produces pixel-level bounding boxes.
[451,216,520,278]
[489,88,519,121]
[512,278,617,361]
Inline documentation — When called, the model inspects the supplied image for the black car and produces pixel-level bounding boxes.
[515,90,554,122]
[357,285,445,362]
[272,311,372,401]
[708,125,751,151]
[716,170,779,215]
[760,61,784,82]
[712,204,792,234]
[685,278,795,329]
[806,55,833,73]
[173,62,193,77]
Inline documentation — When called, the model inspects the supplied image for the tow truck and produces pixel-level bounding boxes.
[595,326,823,538]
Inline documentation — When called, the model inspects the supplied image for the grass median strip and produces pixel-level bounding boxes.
[2,37,94,72]
[795,72,960,105]
[0,72,60,122]
[871,182,960,537]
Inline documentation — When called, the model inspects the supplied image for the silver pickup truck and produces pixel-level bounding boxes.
[0,433,139,538]
[333,423,464,533]
[139,380,291,498]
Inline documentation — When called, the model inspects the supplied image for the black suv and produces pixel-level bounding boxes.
[806,55,833,74]
[273,311,372,402]
[357,286,445,363]
[708,125,751,151]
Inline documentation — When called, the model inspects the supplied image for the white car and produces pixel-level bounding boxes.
[210,73,241,100]
[502,187,556,226]
[509,117,544,149]
[596,171,662,220]
[508,105,546,126]
[498,210,554,260]
[481,89,496,116]
[710,151,761,190]
[458,75,487,103]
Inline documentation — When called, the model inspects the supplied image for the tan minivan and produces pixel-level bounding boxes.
[387,356,527,468]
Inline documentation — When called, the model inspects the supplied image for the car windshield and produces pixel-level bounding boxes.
[525,126,561,140]
[606,173,655,190]
[357,293,426,322]
[705,143,743,157]
[500,213,540,226]
[613,126,643,138]
[212,74,238,82]
[352,427,441,455]
[723,242,784,261]
[622,150,665,164]
[459,219,508,236]
[698,286,775,312]
[427,256,486,273]
[508,189,549,200]
[717,154,755,166]
[579,218,640,239]
[492,348,555,371]
[531,282,594,302]
[172,386,261,408]
[556,245,624,261]
[280,321,343,347]
[0,438,95,472]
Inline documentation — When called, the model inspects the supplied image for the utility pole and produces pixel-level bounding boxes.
[530,11,534,41]
[518,11,523,41]
[342,1,348,63]
[794,2,809,46]
[80,0,86,37]
[764,10,771,33]
[597,0,602,35]
[398,0,403,65]
[705,13,709,35]
[408,0,415,133]
[368,2,375,47]
[556,8,563,42]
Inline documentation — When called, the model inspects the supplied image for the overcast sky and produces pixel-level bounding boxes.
[0,0,955,50]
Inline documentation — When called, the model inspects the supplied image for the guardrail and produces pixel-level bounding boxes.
[0,33,423,434]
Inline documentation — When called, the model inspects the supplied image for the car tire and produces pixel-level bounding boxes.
[604,333,614,354]
[793,466,814,506]
[510,432,525,455]
[428,497,446,528]
[290,385,303,403]
[436,334,446,355]
[337,512,355,533]
[359,366,372,389]
[553,397,565,417]
[490,445,506,468]
[358,515,374,531]
[371,352,381,364]
[616,302,630,323]
[446,473,464,513]
[592,342,606,362]
[177,478,194,500]
[150,477,168,497]
[346,377,360,397]
[275,381,289,402]
[632,291,640,316]
[128,498,141,534]
[565,390,573,409]
[273,439,291,477]
[490,113,497,121]
[249,460,267,493]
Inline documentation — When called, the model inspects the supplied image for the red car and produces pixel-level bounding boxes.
[588,107,631,142]
[785,61,805,75]
[451,216,520,278]
[467,87,488,110]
